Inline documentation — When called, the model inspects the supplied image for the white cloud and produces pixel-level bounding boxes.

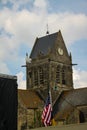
[0,36,19,61]
[1,0,31,10]
[34,0,47,8]
[73,68,87,88]
[47,12,87,44]
[16,71,26,89]
[0,61,10,74]
[33,0,48,14]
[0,0,87,89]
[1,7,87,48]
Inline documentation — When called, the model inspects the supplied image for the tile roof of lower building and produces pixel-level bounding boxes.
[53,87,87,119]
[18,89,43,109]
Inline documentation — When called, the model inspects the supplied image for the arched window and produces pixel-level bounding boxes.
[39,67,44,85]
[44,64,49,87]
[62,67,66,85]
[56,65,60,83]
[34,69,38,86]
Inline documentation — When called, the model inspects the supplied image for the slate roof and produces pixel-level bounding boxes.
[53,88,87,119]
[18,89,43,109]
[30,32,58,59]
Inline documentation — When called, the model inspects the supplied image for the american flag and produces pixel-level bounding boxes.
[41,92,52,127]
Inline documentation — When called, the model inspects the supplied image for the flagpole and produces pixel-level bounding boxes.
[48,58,52,107]
[48,58,53,126]
[49,88,52,109]
[48,59,56,126]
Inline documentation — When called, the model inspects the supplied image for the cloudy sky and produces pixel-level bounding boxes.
[0,0,87,89]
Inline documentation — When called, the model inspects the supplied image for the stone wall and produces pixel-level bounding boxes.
[66,109,80,124]
[18,105,43,130]
[18,100,27,130]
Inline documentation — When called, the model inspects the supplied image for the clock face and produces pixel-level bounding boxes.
[58,48,63,55]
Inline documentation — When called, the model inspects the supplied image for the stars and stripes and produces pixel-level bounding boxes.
[41,92,52,127]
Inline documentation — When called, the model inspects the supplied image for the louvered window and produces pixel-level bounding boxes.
[56,65,60,83]
[34,69,38,86]
[39,67,44,85]
[62,67,66,85]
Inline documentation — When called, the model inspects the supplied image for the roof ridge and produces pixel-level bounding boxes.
[38,31,59,39]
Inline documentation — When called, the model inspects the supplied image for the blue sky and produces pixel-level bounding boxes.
[0,0,87,89]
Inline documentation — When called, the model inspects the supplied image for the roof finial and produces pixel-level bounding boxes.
[46,24,49,35]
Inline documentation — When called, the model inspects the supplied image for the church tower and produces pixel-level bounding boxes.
[26,30,73,101]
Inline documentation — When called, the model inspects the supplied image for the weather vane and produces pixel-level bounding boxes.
[46,24,49,35]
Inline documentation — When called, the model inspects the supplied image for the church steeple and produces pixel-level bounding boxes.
[27,30,73,91]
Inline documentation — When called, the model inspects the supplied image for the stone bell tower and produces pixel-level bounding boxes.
[26,30,73,102]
